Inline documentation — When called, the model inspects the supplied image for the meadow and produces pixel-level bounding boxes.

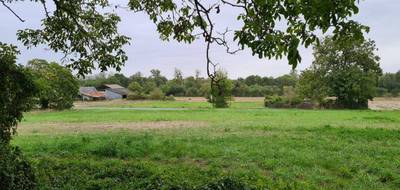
[13,99,400,189]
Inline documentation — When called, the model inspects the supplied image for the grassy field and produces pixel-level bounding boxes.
[13,100,400,189]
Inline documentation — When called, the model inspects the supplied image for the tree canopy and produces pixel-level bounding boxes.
[298,37,382,109]
[27,59,79,110]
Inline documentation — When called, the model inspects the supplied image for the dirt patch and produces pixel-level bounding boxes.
[18,121,209,135]
[369,98,400,110]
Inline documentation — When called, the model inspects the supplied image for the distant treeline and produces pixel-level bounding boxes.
[79,69,400,97]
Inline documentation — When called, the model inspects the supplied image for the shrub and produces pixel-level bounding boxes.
[296,102,315,109]
[148,88,165,100]
[264,95,283,107]
[265,95,315,109]
[0,144,37,189]
[164,95,176,101]
[127,93,146,101]
[320,99,344,109]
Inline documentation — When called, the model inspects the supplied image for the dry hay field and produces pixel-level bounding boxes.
[13,97,400,189]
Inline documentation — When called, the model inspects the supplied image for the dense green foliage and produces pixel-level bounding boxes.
[0,43,38,189]
[378,72,400,97]
[208,70,233,108]
[0,43,37,143]
[0,144,37,189]
[298,37,382,109]
[16,0,130,76]
[13,101,400,189]
[27,59,79,110]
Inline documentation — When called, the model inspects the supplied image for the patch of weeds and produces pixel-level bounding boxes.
[155,118,170,121]
[338,166,353,179]
[91,141,119,158]
[262,126,272,131]
[124,138,133,146]
[56,140,82,153]
[81,136,91,144]
[363,116,396,123]
[199,176,252,190]
[379,170,395,183]
[224,128,231,132]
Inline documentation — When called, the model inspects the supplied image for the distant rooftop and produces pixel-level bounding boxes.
[79,87,97,94]
[103,84,125,89]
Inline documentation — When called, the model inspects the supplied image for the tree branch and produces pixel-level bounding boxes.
[0,0,25,22]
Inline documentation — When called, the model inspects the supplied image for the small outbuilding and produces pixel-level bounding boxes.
[103,84,129,100]
[79,87,106,101]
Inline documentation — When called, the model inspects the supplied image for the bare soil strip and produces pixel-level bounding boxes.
[18,121,209,135]
[369,98,400,110]
[76,107,188,110]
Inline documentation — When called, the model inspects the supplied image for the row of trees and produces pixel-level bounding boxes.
[80,70,300,98]
[378,72,400,96]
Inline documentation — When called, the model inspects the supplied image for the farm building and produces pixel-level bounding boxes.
[103,84,129,100]
[79,87,105,101]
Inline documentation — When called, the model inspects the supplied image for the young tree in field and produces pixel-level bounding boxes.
[299,37,382,109]
[208,70,233,108]
[27,59,79,110]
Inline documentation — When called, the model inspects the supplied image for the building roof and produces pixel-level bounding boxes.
[103,84,125,89]
[106,88,129,96]
[79,87,97,94]
[79,87,105,98]
[83,91,105,98]
[102,84,129,96]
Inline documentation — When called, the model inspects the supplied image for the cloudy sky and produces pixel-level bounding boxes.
[0,0,399,78]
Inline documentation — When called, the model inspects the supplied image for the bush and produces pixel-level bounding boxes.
[264,95,284,108]
[0,144,37,189]
[319,99,344,109]
[164,95,176,101]
[265,95,315,109]
[148,88,165,100]
[127,93,146,101]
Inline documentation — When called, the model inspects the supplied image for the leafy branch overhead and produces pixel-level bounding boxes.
[129,0,368,74]
[14,0,130,76]
[4,0,367,77]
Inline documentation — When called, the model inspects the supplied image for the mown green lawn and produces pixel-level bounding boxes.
[13,101,400,189]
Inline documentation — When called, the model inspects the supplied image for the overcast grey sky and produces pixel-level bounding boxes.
[1,0,399,78]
